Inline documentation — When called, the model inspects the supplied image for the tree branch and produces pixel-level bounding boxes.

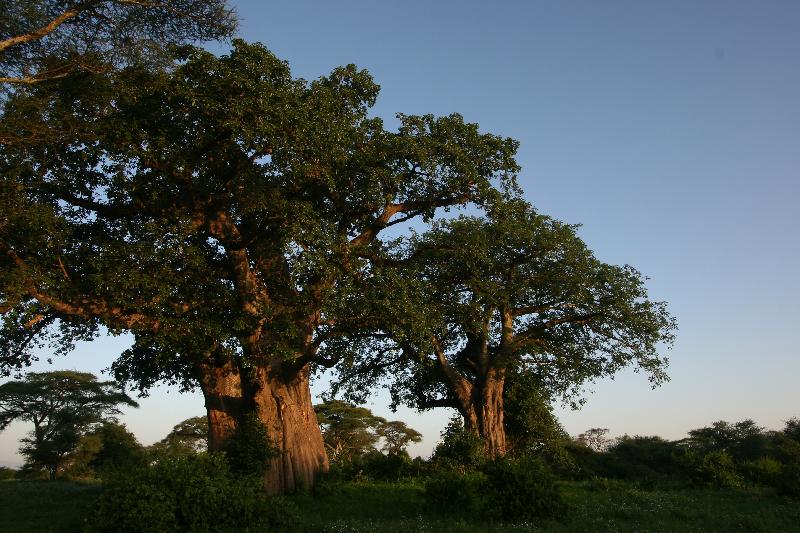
[0,8,82,53]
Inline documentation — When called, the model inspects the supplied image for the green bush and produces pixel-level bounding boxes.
[741,457,782,486]
[425,457,567,522]
[429,418,485,472]
[775,460,800,497]
[362,452,413,481]
[690,451,743,488]
[222,414,276,478]
[604,436,687,483]
[559,441,604,479]
[424,469,487,515]
[84,452,297,532]
[0,466,16,480]
[482,456,567,521]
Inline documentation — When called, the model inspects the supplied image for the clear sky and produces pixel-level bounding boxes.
[2,0,799,465]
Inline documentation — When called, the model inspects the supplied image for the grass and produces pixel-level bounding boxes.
[1,477,798,532]
[0,479,101,533]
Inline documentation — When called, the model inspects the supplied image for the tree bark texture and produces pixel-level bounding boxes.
[198,359,329,494]
[459,369,507,458]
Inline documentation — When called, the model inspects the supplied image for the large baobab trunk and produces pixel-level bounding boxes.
[458,368,508,458]
[254,363,329,494]
[198,359,328,494]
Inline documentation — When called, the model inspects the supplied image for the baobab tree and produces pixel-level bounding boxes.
[0,41,519,491]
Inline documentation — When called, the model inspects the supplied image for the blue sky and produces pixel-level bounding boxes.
[2,1,799,464]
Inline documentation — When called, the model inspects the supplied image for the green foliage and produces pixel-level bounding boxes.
[685,419,767,461]
[503,368,568,457]
[222,413,275,478]
[689,450,743,488]
[150,416,208,456]
[331,199,675,460]
[482,456,567,521]
[557,441,606,480]
[425,457,566,522]
[315,400,423,472]
[376,420,423,456]
[424,469,488,515]
[603,435,687,483]
[430,417,485,472]
[315,400,386,463]
[1,0,236,87]
[741,457,783,486]
[775,460,800,497]
[85,452,297,533]
[86,421,146,474]
[784,417,800,442]
[0,371,137,479]
[0,466,16,480]
[321,451,424,483]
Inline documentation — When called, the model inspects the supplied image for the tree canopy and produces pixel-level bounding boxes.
[0,40,519,491]
[151,416,209,456]
[330,199,675,455]
[0,370,137,478]
[1,0,236,86]
[314,400,422,462]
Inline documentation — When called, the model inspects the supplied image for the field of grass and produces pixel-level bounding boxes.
[2,478,798,532]
[0,480,101,533]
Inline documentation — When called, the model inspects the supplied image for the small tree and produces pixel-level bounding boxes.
[576,428,611,453]
[377,420,422,456]
[151,416,208,456]
[783,417,800,442]
[314,400,386,463]
[0,370,137,478]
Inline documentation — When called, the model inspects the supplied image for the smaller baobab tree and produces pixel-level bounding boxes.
[331,199,676,458]
[0,370,137,478]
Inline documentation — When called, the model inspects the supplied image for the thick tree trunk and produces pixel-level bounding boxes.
[460,369,507,458]
[198,359,328,494]
[254,362,329,494]
[200,360,243,451]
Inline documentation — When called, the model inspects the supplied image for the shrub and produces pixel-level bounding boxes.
[741,457,782,486]
[425,456,567,522]
[222,414,276,478]
[430,418,485,472]
[425,469,487,515]
[775,460,800,497]
[559,441,604,479]
[362,452,413,481]
[690,451,743,488]
[84,452,297,532]
[482,456,567,521]
[0,466,16,480]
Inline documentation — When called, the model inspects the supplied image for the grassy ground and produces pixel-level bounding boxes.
[0,480,101,533]
[1,478,798,532]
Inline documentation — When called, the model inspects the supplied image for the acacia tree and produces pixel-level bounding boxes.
[314,400,421,461]
[0,370,137,478]
[331,200,676,457]
[151,416,209,455]
[0,41,519,492]
[1,0,236,86]
[314,400,386,463]
[376,420,422,456]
